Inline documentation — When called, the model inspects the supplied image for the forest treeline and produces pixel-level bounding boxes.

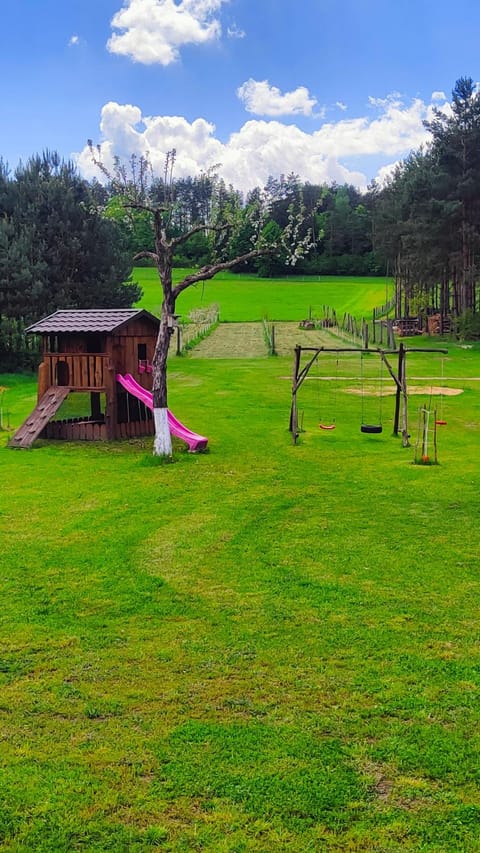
[2,74,480,370]
[0,154,141,368]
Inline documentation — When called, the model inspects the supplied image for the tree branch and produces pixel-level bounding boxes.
[172,248,275,297]
[170,222,230,250]
[133,251,159,263]
[124,201,168,216]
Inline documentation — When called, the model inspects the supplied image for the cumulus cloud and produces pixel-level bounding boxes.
[237,79,318,117]
[68,35,80,47]
[107,0,227,65]
[76,92,443,194]
[315,94,431,158]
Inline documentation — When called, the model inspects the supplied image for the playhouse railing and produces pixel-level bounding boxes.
[42,353,109,390]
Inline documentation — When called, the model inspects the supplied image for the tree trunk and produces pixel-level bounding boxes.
[153,406,171,456]
[152,238,175,455]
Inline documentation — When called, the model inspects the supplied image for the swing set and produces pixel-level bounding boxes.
[289,342,448,447]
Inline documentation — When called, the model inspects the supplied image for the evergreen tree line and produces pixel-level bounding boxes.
[0,152,140,369]
[372,76,480,337]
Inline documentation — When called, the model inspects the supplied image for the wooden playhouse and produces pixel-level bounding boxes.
[10,309,160,447]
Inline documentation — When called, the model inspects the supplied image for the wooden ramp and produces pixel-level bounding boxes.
[9,386,70,448]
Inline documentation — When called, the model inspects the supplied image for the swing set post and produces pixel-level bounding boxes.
[393,342,406,438]
[289,345,302,442]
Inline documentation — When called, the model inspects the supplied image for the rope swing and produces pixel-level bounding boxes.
[318,353,339,430]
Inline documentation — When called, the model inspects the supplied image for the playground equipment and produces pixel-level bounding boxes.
[9,309,207,450]
[414,406,438,465]
[360,351,384,434]
[290,342,448,449]
[116,374,207,452]
[317,353,338,431]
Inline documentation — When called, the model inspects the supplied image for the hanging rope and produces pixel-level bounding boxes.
[436,357,447,425]
[318,353,338,430]
[360,352,383,434]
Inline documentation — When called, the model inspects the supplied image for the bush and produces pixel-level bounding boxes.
[0,317,41,372]
[456,309,480,340]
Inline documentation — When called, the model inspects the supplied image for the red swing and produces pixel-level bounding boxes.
[318,354,338,431]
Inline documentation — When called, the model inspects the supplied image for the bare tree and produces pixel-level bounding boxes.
[89,146,314,455]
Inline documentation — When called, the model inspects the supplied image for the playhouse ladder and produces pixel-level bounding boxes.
[9,386,70,448]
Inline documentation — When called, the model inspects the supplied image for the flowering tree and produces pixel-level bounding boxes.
[90,146,314,455]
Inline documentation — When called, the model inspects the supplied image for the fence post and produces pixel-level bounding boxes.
[363,321,369,350]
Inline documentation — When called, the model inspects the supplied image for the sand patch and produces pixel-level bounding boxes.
[345,385,463,397]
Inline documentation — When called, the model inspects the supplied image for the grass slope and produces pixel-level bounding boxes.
[134,267,393,322]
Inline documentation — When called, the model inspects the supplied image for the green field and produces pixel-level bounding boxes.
[134,267,393,322]
[1,277,480,851]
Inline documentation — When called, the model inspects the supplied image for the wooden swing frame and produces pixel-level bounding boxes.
[289,343,448,447]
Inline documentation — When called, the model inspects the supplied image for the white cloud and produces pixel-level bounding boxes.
[375,160,401,187]
[107,0,227,65]
[431,90,447,102]
[237,78,318,117]
[68,35,80,47]
[315,95,430,158]
[335,101,347,111]
[227,23,245,39]
[76,92,442,194]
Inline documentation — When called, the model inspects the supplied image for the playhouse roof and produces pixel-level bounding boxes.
[26,309,159,335]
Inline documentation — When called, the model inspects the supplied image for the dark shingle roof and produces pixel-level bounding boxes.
[26,309,159,334]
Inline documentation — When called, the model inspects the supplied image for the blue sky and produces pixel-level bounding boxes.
[1,0,479,192]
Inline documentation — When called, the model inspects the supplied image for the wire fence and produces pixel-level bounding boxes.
[175,304,219,354]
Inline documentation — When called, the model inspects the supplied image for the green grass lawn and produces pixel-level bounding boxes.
[1,279,480,851]
[134,267,393,322]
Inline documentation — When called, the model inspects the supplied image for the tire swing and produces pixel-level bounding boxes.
[318,353,338,431]
[360,352,383,435]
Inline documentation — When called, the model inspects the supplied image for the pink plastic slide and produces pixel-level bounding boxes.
[116,373,208,452]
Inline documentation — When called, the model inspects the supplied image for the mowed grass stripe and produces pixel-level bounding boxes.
[189,322,349,359]
[271,323,348,356]
[191,322,267,358]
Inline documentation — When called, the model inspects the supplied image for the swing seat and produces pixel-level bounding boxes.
[361,424,383,434]
[435,419,447,426]
[319,423,336,431]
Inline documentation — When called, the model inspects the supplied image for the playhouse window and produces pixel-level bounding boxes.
[138,343,147,360]
[87,334,104,353]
